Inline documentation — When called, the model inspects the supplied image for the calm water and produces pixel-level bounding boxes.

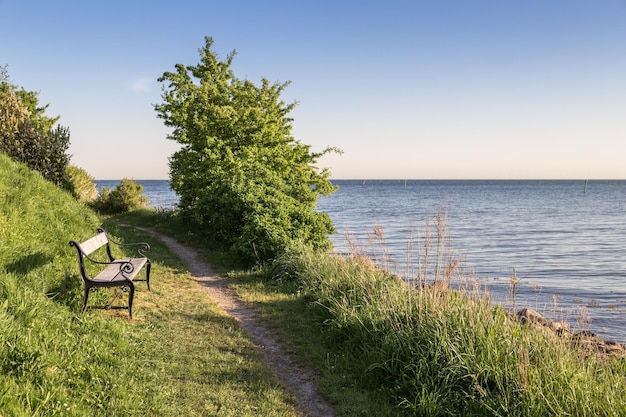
[318,180,626,342]
[97,179,626,342]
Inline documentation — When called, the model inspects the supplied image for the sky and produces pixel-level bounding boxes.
[1,0,626,180]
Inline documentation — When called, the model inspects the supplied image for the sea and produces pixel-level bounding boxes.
[96,179,626,342]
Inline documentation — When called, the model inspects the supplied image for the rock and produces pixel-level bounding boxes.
[516,309,573,336]
[602,340,624,355]
[548,320,570,335]
[574,330,596,338]
[569,332,625,359]
[512,310,624,359]
[517,308,549,326]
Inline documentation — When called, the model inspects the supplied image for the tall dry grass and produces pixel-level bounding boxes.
[270,209,626,416]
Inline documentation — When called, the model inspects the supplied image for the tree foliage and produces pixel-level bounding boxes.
[0,89,29,136]
[0,118,71,185]
[155,37,339,264]
[0,67,70,185]
[14,88,60,133]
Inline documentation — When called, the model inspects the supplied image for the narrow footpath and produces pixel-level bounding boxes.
[133,226,336,417]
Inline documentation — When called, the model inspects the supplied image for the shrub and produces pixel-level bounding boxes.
[65,164,98,202]
[0,119,71,186]
[91,178,148,214]
[193,170,335,264]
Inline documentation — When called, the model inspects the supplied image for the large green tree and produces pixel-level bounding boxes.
[156,37,339,264]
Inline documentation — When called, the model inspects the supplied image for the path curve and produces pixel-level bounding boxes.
[133,226,336,417]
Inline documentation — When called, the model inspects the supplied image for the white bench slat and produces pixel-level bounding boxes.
[79,232,109,255]
[93,258,148,282]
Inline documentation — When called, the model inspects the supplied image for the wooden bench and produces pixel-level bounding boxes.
[69,228,151,319]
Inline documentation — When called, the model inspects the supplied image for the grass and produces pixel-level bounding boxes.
[3,152,626,416]
[116,207,626,416]
[240,243,626,416]
[0,153,298,416]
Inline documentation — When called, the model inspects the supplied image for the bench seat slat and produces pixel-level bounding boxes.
[93,258,148,282]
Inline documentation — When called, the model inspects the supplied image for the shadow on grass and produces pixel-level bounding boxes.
[5,251,53,275]
[46,272,82,310]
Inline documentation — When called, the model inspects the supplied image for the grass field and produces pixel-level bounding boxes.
[2,152,626,416]
[0,153,299,416]
[118,208,626,416]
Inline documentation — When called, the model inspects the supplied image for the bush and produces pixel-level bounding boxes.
[193,170,335,264]
[91,178,148,214]
[65,164,98,202]
[0,119,71,185]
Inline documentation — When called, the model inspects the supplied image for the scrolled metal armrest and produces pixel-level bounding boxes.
[118,260,135,275]
[135,242,150,257]
[97,228,150,257]
[112,241,150,257]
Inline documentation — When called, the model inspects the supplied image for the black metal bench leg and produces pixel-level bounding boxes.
[128,284,135,319]
[82,286,90,314]
[146,260,151,291]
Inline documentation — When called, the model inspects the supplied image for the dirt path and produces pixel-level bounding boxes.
[133,226,336,417]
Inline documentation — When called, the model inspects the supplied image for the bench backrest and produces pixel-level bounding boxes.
[70,232,114,282]
[78,232,109,256]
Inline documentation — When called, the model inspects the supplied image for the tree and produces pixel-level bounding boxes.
[156,36,340,264]
[0,88,29,136]
[0,67,70,185]
[14,88,60,133]
[0,65,59,133]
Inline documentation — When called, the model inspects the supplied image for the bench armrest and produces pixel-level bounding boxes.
[112,259,136,276]
[80,251,133,271]
[97,228,151,258]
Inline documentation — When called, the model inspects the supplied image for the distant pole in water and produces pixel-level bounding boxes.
[584,179,589,193]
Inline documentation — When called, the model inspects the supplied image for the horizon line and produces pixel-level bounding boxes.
[93,178,626,181]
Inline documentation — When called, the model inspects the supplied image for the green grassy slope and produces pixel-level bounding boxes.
[0,153,298,416]
[0,153,110,414]
[0,152,101,304]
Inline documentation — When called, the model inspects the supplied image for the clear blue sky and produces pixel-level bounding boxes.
[2,0,625,179]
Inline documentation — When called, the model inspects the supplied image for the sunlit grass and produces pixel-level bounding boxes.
[115,200,626,416]
[0,154,299,416]
[10,153,621,416]
[233,217,626,416]
[104,223,299,417]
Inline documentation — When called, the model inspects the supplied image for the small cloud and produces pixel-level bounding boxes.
[129,77,154,92]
